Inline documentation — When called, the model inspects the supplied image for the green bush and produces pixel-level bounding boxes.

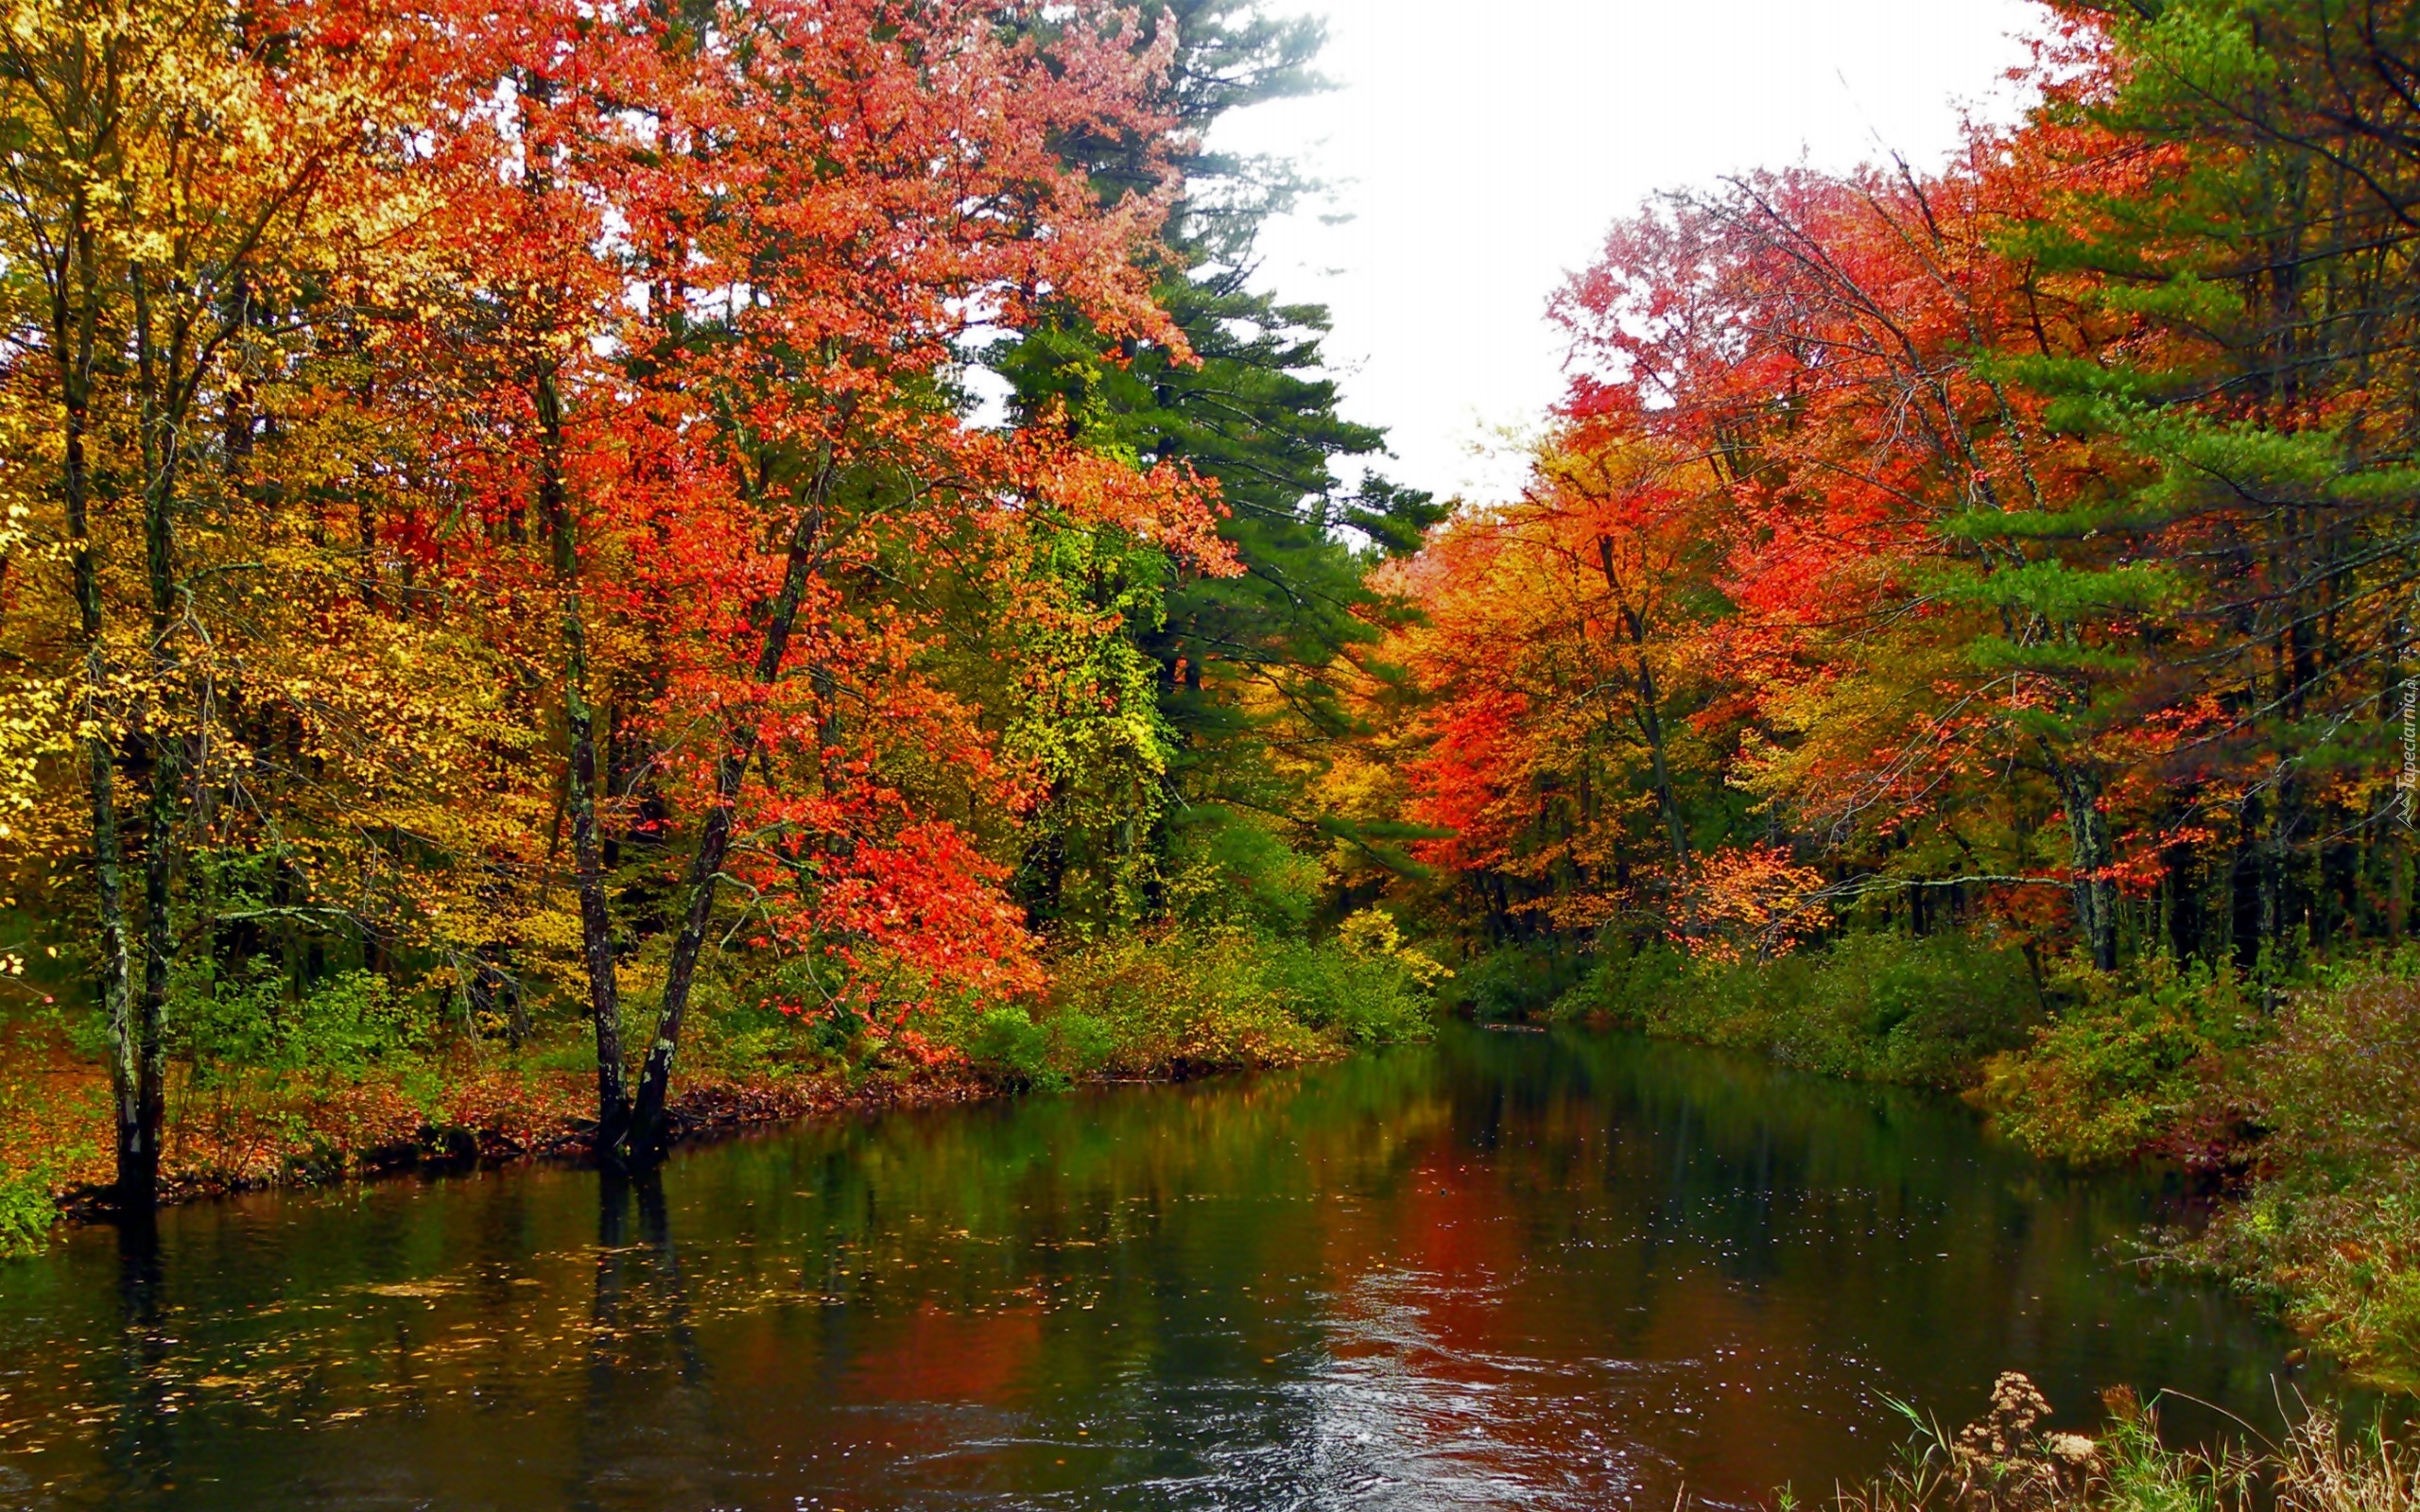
[0,1160,55,1259]
[964,1005,1078,1091]
[677,995,847,1080]
[1259,936,1437,1045]
[962,925,1438,1086]
[1766,932,2044,1084]
[1978,955,2260,1164]
[1449,939,1587,1022]
[173,962,425,1082]
[1554,931,2040,1088]
[1552,936,1700,1025]
[962,1004,1125,1091]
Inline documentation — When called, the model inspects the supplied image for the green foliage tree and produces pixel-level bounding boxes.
[1996,0,2420,971]
[991,0,1445,930]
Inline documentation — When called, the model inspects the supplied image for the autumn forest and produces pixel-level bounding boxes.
[5,0,2420,1499]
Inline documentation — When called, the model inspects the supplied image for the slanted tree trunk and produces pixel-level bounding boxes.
[1598,537,1692,882]
[627,472,833,1168]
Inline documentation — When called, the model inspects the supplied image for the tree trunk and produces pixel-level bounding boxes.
[130,269,185,1215]
[538,370,628,1160]
[56,245,146,1213]
[2055,762,2118,972]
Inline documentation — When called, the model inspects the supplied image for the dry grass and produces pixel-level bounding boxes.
[1807,1374,2418,1512]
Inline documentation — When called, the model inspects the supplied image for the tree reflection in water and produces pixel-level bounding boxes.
[573,1169,711,1511]
[0,1025,2316,1511]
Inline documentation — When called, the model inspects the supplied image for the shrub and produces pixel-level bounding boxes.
[1553,936,1696,1024]
[1554,931,2039,1088]
[1978,956,2260,1166]
[964,1005,1078,1091]
[1450,938,1587,1022]
[675,988,856,1082]
[2187,964,2420,1387]
[0,1160,55,1259]
[0,1047,90,1258]
[175,962,425,1082]
[1261,936,1438,1046]
[1013,925,1439,1083]
[1765,933,2041,1083]
[1963,953,2420,1384]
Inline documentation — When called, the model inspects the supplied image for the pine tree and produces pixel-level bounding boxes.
[992,0,1444,929]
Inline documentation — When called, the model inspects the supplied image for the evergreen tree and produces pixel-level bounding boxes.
[992,0,1445,929]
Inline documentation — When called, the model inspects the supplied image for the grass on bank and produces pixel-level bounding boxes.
[0,919,1442,1257]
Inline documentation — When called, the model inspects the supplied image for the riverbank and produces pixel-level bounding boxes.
[0,924,1442,1254]
[0,1016,1001,1244]
[1485,935,2420,1390]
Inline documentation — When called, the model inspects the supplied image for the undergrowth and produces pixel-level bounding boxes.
[1976,955,2269,1169]
[1548,932,2042,1088]
[2171,964,2420,1390]
[944,919,1442,1091]
[1960,952,2420,1387]
[0,1160,56,1258]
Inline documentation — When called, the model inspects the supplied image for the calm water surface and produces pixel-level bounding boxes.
[0,1024,2312,1511]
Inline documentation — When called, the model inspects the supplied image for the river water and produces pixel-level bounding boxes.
[0,1024,2311,1511]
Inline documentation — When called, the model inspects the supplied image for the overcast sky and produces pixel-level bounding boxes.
[1204,0,2048,503]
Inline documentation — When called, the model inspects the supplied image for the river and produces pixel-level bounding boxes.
[0,1022,2313,1511]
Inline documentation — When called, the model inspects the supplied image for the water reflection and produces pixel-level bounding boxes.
[572,1170,714,1511]
[108,1222,173,1503]
[0,1025,2313,1511]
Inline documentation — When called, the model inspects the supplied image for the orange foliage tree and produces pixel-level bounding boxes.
[0,0,1238,1199]
[1386,4,2420,976]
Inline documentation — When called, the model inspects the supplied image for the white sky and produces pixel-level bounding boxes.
[1206,0,2048,504]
